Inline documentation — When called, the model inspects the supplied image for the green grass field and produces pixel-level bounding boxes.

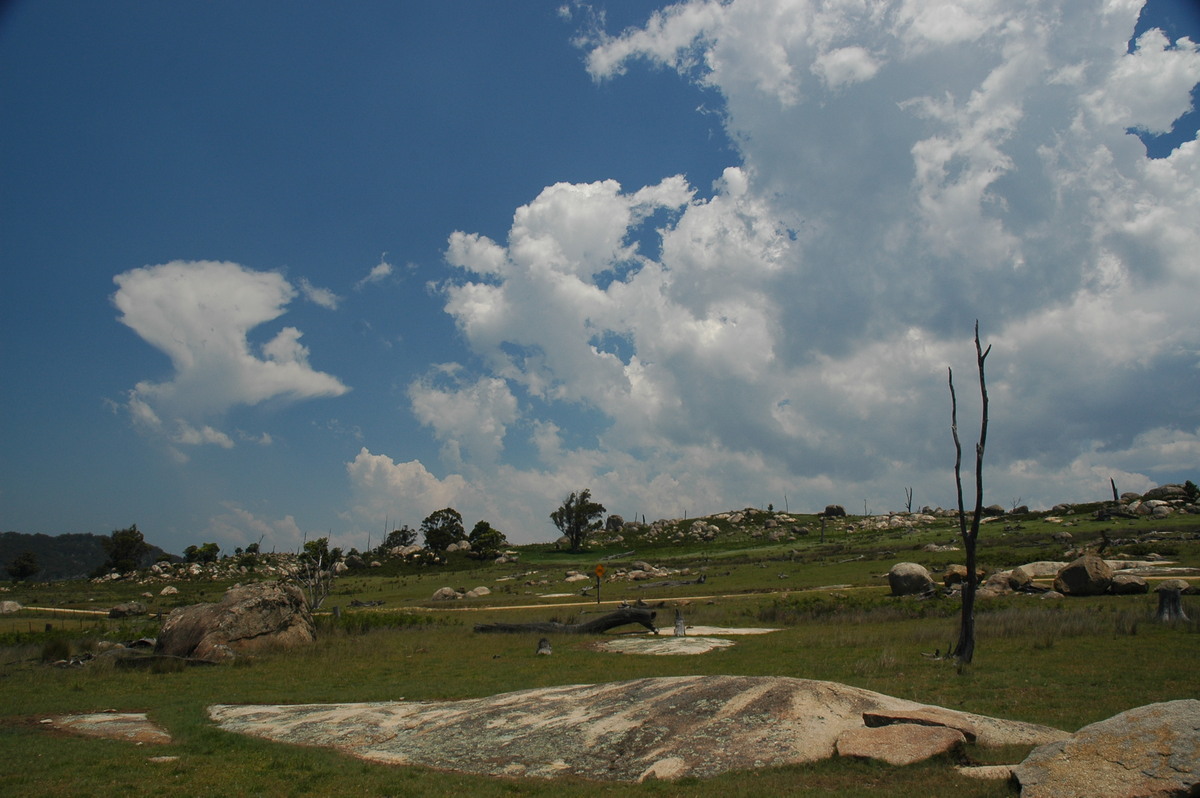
[2,509,1197,796]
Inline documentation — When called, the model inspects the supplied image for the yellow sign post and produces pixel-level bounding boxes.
[594,564,606,604]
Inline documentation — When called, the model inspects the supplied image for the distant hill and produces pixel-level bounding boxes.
[0,531,174,582]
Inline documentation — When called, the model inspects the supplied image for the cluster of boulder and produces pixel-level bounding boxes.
[91,553,306,585]
[1090,483,1200,520]
[851,512,939,532]
[586,499,1062,550]
[430,585,492,601]
[888,553,1194,602]
[588,509,821,548]
[601,561,697,583]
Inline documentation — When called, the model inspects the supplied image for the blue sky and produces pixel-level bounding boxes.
[2,0,1198,555]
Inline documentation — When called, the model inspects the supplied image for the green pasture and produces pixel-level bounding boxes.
[1,509,1197,797]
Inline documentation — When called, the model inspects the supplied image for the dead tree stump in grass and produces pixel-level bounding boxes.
[1155,583,1190,622]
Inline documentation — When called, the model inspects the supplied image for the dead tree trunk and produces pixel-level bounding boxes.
[950,321,991,665]
[1155,586,1190,622]
[474,608,658,635]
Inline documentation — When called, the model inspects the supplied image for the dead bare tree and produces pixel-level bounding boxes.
[292,535,335,611]
[949,321,991,665]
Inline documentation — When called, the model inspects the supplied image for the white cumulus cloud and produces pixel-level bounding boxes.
[113,260,349,454]
[397,0,1200,540]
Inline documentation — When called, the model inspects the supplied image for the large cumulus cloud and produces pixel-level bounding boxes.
[351,0,1199,541]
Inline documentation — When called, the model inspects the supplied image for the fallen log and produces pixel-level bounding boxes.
[474,608,658,635]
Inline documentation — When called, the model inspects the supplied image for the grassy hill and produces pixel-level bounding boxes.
[0,500,1196,796]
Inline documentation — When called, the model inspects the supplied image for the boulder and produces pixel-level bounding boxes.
[942,564,981,586]
[431,587,461,601]
[1007,566,1034,591]
[159,586,179,596]
[888,562,934,596]
[1053,554,1113,596]
[109,601,148,618]
[1108,573,1148,595]
[464,586,491,598]
[0,600,22,614]
[155,581,314,662]
[605,514,625,532]
[1019,561,1068,578]
[977,571,1013,598]
[836,723,966,765]
[1015,699,1200,798]
[1142,484,1186,501]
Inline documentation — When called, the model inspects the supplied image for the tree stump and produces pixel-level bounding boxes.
[1155,585,1189,622]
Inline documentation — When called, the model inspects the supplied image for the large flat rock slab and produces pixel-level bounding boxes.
[593,636,736,654]
[209,675,1065,782]
[45,712,172,744]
